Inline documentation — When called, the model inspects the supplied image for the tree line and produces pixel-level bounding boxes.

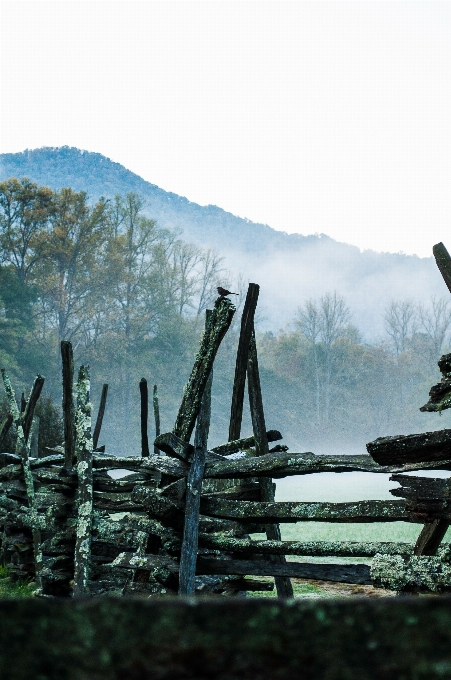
[1,176,450,455]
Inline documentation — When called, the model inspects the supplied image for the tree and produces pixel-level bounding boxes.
[296,292,351,425]
[33,187,108,346]
[417,297,451,359]
[384,300,417,355]
[0,178,53,284]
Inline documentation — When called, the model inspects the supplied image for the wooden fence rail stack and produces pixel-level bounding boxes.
[3,245,451,596]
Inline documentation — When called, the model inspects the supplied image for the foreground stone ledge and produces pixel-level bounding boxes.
[1,597,451,679]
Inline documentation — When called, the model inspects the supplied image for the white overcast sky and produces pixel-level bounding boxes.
[1,1,450,257]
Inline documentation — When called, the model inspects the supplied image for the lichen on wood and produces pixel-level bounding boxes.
[73,365,93,597]
[371,546,451,592]
[172,296,235,442]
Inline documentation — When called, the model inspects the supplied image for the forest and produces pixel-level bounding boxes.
[0,176,450,456]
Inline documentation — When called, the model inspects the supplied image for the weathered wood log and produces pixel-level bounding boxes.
[367,429,451,465]
[154,432,225,463]
[1,370,42,579]
[229,283,260,442]
[433,241,451,295]
[205,451,393,479]
[93,492,143,513]
[93,471,154,493]
[179,352,213,595]
[153,385,160,456]
[198,534,415,557]
[390,474,451,500]
[173,296,235,442]
[199,498,412,523]
[202,482,261,501]
[247,327,293,598]
[89,450,451,481]
[0,413,13,450]
[196,558,372,584]
[30,416,39,458]
[73,365,93,597]
[211,430,283,457]
[92,384,108,451]
[93,454,188,477]
[61,341,76,468]
[22,375,44,443]
[139,379,149,457]
[420,353,451,412]
[112,552,371,584]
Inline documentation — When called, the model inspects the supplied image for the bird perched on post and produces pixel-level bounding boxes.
[217,287,239,297]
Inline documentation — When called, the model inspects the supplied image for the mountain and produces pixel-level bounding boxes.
[0,146,445,337]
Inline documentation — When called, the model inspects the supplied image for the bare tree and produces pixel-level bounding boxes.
[384,300,417,355]
[417,296,451,358]
[296,300,321,424]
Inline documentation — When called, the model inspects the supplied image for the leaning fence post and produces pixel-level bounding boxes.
[247,330,294,599]
[61,341,76,468]
[73,365,93,597]
[92,383,108,451]
[179,317,213,595]
[229,283,260,442]
[173,296,235,442]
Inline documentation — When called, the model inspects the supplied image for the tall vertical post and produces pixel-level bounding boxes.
[61,341,76,468]
[139,379,150,457]
[73,365,93,597]
[179,312,213,595]
[153,385,161,455]
[229,283,260,442]
[247,330,294,599]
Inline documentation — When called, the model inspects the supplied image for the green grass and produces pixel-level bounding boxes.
[0,566,36,598]
[246,577,325,598]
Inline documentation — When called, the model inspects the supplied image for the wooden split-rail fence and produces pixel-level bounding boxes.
[3,245,451,596]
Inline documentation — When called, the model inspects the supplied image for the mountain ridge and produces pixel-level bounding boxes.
[0,146,443,337]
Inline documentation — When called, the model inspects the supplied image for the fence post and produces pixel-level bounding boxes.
[153,385,161,455]
[247,330,294,599]
[179,363,212,593]
[73,365,93,597]
[139,379,150,458]
[61,341,76,469]
[93,383,108,451]
[229,283,260,442]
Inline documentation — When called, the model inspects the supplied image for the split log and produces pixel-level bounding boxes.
[199,498,412,523]
[367,429,451,465]
[247,327,293,598]
[390,474,451,522]
[154,432,225,463]
[198,534,414,557]
[229,283,260,442]
[111,552,371,584]
[93,384,108,450]
[93,492,143,513]
[202,482,261,502]
[179,358,213,595]
[210,430,282,457]
[73,365,93,597]
[22,375,45,443]
[196,558,372,584]
[92,454,188,477]
[0,413,13,449]
[172,296,235,442]
[153,385,160,456]
[61,341,76,469]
